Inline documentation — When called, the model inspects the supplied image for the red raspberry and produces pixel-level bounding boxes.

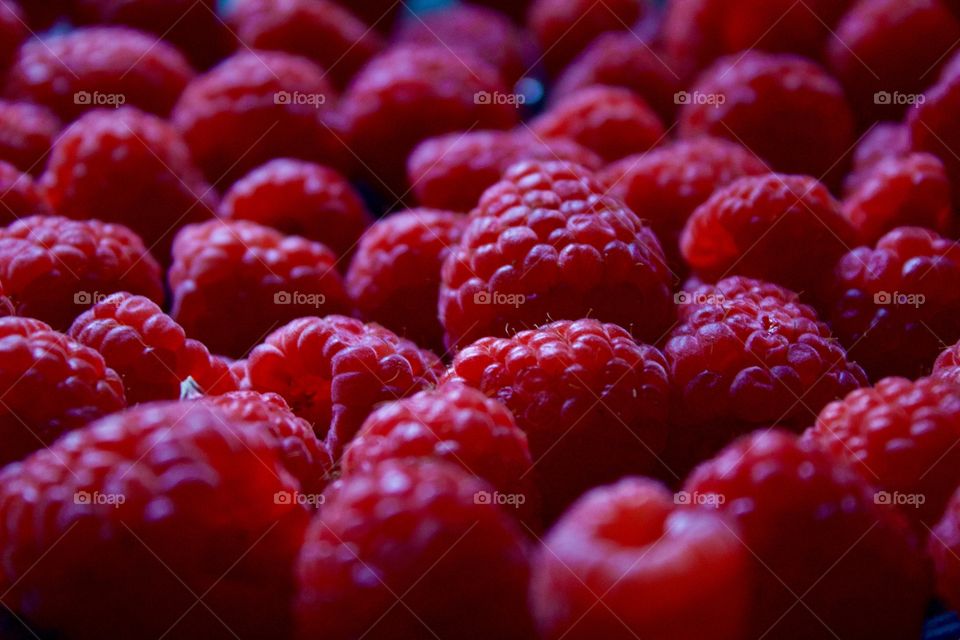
[600,137,769,274]
[908,52,960,198]
[0,316,125,466]
[4,27,194,121]
[0,101,60,176]
[827,226,960,380]
[227,0,382,89]
[827,0,960,124]
[440,161,673,350]
[408,130,602,212]
[169,219,350,359]
[0,1,25,74]
[339,45,518,195]
[219,159,371,260]
[530,478,749,640]
[930,487,960,613]
[295,459,534,640]
[68,292,236,405]
[0,215,163,330]
[41,107,217,263]
[444,319,670,519]
[665,276,867,473]
[679,52,855,185]
[845,122,912,194]
[345,208,467,352]
[681,174,856,299]
[246,315,443,455]
[0,160,47,225]
[685,430,930,640]
[172,50,347,186]
[0,401,310,639]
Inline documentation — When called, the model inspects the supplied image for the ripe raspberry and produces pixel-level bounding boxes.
[665,276,867,472]
[440,161,673,350]
[407,130,602,212]
[227,0,382,89]
[345,208,467,352]
[930,487,960,613]
[600,137,769,274]
[0,161,48,225]
[172,50,347,186]
[246,315,443,455]
[0,101,60,175]
[679,52,855,184]
[0,316,125,467]
[296,461,534,640]
[0,401,309,639]
[530,478,749,640]
[339,45,518,194]
[4,27,194,121]
[845,122,912,194]
[219,159,371,260]
[169,219,350,359]
[41,107,217,263]
[681,174,856,299]
[908,51,960,198]
[0,215,163,330]
[0,1,25,74]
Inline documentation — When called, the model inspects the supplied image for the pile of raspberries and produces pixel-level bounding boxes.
[4,0,960,638]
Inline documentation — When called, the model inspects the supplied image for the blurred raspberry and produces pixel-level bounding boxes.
[0,161,48,225]
[0,1,25,74]
[0,401,310,639]
[0,101,60,175]
[5,26,194,121]
[845,122,911,193]
[909,50,960,199]
[408,130,601,212]
[0,215,163,330]
[295,459,534,640]
[440,161,673,350]
[169,219,350,359]
[345,208,466,353]
[930,487,960,613]
[219,158,371,260]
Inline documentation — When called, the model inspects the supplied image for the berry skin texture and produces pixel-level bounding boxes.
[68,292,236,405]
[930,487,960,613]
[0,215,163,330]
[0,160,48,225]
[4,27,194,121]
[0,100,61,175]
[681,174,856,300]
[685,430,930,640]
[530,478,749,640]
[0,401,310,640]
[440,161,673,350]
[169,219,350,359]
[246,315,443,455]
[345,208,467,352]
[407,130,602,213]
[0,316,125,467]
[219,158,371,260]
[679,52,855,185]
[827,226,960,380]
[530,86,665,162]
[294,459,534,640]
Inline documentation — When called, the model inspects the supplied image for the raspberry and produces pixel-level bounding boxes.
[0,160,48,225]
[0,215,163,330]
[827,226,960,380]
[407,130,602,212]
[246,315,443,455]
[845,122,912,194]
[219,159,371,260]
[930,487,960,613]
[68,292,236,405]
[440,161,673,350]
[41,107,217,263]
[0,401,310,639]
[665,276,867,473]
[294,459,534,640]
[444,319,670,519]
[169,219,350,359]
[842,153,952,245]
[909,52,960,198]
[0,1,25,74]
[172,51,347,186]
[339,45,518,195]
[681,174,856,299]
[827,0,960,124]
[530,478,749,640]
[226,0,383,89]
[4,27,194,121]
[679,52,855,184]
[685,430,929,640]
[0,101,60,175]
[345,208,467,352]
[600,137,769,274]
[0,316,125,467]
[531,86,665,162]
